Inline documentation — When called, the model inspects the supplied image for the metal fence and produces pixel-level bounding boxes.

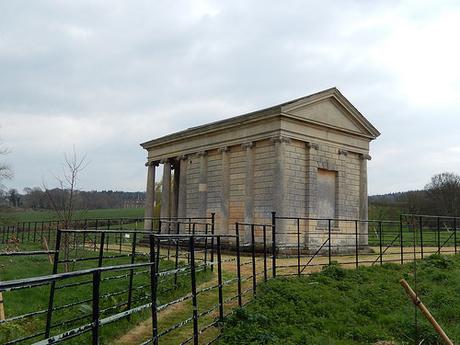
[0,227,247,345]
[0,212,459,344]
[0,215,215,248]
[270,213,459,276]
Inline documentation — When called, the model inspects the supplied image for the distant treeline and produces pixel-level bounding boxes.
[370,172,460,218]
[0,187,154,210]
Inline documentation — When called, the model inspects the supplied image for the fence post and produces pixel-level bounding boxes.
[21,221,25,242]
[47,221,52,245]
[155,233,161,273]
[419,216,424,259]
[167,218,171,261]
[251,224,256,297]
[189,236,199,345]
[217,236,224,323]
[45,229,62,338]
[271,212,276,277]
[149,234,159,345]
[119,220,123,254]
[379,221,383,265]
[297,218,301,276]
[106,219,110,251]
[263,225,267,282]
[355,220,359,268]
[126,232,137,319]
[92,270,101,345]
[204,223,208,272]
[33,222,37,243]
[235,223,242,307]
[328,219,332,266]
[98,232,105,268]
[399,216,404,265]
[211,213,215,272]
[437,217,441,254]
[454,218,458,254]
[83,220,87,250]
[174,222,180,288]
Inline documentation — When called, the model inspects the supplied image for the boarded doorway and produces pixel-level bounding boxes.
[317,169,337,227]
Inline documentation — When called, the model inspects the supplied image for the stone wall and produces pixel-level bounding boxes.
[181,137,365,249]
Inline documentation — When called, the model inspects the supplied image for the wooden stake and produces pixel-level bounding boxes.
[0,292,5,320]
[400,279,454,345]
[42,237,53,265]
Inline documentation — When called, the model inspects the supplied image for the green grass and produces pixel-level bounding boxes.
[219,254,460,345]
[0,208,145,224]
[0,242,212,345]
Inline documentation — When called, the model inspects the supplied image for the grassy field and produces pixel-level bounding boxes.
[0,207,145,224]
[219,254,460,345]
[0,242,212,345]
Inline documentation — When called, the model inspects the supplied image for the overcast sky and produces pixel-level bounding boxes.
[1,0,460,195]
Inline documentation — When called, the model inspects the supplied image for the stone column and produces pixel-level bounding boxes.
[197,151,208,218]
[218,147,230,235]
[144,161,158,230]
[177,155,188,233]
[242,142,254,243]
[272,136,290,245]
[359,154,371,246]
[171,160,180,233]
[160,160,172,231]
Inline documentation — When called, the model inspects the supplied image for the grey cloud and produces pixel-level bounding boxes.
[1,0,460,194]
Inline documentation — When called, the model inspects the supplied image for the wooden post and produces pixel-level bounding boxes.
[43,236,53,265]
[400,279,454,345]
[0,292,5,320]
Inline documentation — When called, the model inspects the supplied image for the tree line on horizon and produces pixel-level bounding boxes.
[370,172,460,218]
[0,187,156,210]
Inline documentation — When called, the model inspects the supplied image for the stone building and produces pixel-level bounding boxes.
[141,88,380,248]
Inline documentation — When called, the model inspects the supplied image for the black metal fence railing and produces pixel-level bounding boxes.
[270,213,459,277]
[0,215,215,247]
[0,229,244,345]
[1,212,459,344]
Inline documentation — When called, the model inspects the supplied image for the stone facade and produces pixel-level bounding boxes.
[141,88,380,249]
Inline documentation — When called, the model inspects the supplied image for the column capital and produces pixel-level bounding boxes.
[176,154,188,161]
[145,160,159,167]
[160,158,173,165]
[270,135,291,144]
[196,151,207,157]
[306,142,319,150]
[218,146,230,154]
[338,149,349,156]
[360,153,372,161]
[241,142,254,150]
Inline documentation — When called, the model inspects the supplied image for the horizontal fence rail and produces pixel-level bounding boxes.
[1,212,459,344]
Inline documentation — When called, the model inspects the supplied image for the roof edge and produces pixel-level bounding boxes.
[140,87,380,149]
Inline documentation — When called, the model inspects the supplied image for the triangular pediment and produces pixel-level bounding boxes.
[280,88,380,139]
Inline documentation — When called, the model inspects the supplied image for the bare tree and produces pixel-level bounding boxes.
[0,138,13,191]
[44,149,89,228]
[43,148,89,270]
